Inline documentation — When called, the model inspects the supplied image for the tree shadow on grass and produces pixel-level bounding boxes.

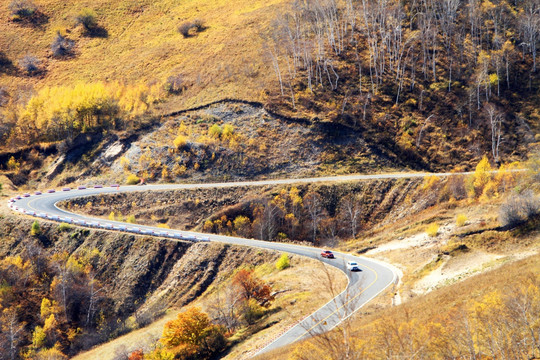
[11,10,49,29]
[83,25,109,39]
[0,52,17,76]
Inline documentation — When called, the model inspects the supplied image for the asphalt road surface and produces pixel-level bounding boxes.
[7,173,438,354]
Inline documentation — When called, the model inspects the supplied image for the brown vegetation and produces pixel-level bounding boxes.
[258,253,540,360]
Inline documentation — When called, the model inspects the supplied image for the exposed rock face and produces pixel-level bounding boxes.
[45,154,66,180]
[102,141,125,162]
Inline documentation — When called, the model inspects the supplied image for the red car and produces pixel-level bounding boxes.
[321,250,335,259]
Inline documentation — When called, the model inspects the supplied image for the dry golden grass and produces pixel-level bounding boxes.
[0,0,285,109]
[73,254,346,360]
[254,252,540,360]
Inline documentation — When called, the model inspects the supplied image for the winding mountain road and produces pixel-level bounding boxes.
[7,172,457,356]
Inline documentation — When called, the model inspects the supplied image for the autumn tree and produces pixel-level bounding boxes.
[0,307,26,360]
[484,103,504,164]
[232,269,274,308]
[160,307,226,360]
[339,195,361,239]
[304,192,325,243]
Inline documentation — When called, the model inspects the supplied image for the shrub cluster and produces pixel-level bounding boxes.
[164,73,184,94]
[178,19,205,38]
[14,81,164,144]
[276,253,290,270]
[456,214,467,227]
[18,55,41,75]
[51,32,75,58]
[9,0,36,18]
[126,173,140,185]
[499,191,540,227]
[75,8,98,33]
[426,223,439,237]
[173,134,188,149]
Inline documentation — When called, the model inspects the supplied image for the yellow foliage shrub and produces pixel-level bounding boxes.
[126,173,140,185]
[480,180,499,200]
[422,175,441,191]
[172,163,187,177]
[120,156,130,171]
[161,166,170,180]
[203,219,213,231]
[494,161,521,192]
[472,156,492,197]
[7,156,20,171]
[208,124,222,138]
[222,123,234,139]
[456,214,467,227]
[177,121,188,135]
[426,223,439,237]
[173,135,187,149]
[18,81,165,143]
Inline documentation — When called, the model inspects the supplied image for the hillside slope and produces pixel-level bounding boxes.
[0,0,281,105]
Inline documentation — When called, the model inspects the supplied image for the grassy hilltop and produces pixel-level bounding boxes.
[0,0,282,108]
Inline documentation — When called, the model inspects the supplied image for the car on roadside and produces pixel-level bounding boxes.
[346,261,361,271]
[321,250,335,259]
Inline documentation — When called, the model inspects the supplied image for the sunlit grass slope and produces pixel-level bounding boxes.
[0,0,285,109]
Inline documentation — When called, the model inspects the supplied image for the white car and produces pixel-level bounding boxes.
[346,261,361,271]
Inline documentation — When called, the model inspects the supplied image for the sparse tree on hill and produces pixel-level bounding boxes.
[0,307,26,360]
[51,32,75,58]
[76,8,99,34]
[18,55,41,75]
[9,0,36,18]
[484,103,504,164]
[178,22,193,38]
[339,195,361,239]
[304,192,325,243]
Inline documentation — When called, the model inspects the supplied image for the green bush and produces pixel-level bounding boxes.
[126,173,140,185]
[58,222,72,232]
[276,253,290,270]
[31,220,41,236]
[126,215,136,224]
